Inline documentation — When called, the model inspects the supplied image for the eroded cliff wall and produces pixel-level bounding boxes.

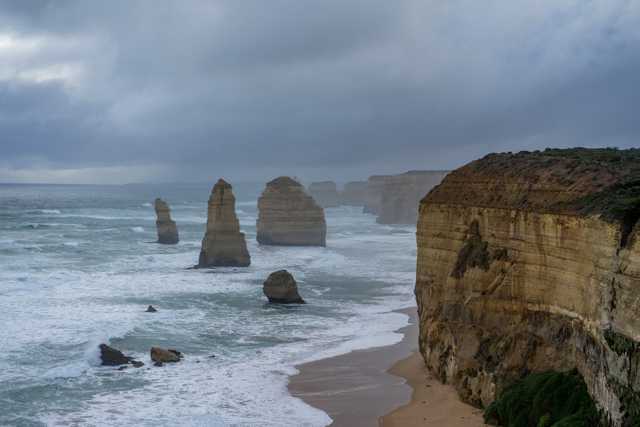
[415,149,640,426]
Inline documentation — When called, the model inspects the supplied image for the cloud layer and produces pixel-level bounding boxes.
[1,0,639,183]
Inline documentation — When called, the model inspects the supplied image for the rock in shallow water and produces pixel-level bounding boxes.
[99,344,143,367]
[263,270,305,304]
[150,347,183,365]
[145,305,157,313]
[154,198,179,244]
[197,179,251,267]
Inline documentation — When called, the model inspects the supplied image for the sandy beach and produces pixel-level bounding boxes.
[288,307,487,426]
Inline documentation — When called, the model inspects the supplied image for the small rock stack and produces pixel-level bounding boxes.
[263,270,305,304]
[154,198,179,244]
[257,177,326,246]
[197,179,251,267]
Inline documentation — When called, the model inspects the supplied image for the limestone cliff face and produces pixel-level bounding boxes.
[376,170,448,225]
[340,181,367,206]
[198,179,250,267]
[415,149,640,426]
[308,181,339,208]
[257,177,326,246]
[154,198,179,244]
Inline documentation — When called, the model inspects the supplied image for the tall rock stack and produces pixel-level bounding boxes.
[339,181,367,206]
[197,179,250,267]
[415,148,640,425]
[376,170,448,224]
[154,198,179,244]
[362,175,391,214]
[307,181,339,208]
[257,177,326,246]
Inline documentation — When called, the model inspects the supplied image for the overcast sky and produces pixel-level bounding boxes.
[0,1,639,184]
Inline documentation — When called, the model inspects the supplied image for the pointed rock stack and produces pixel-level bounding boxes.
[154,198,179,244]
[257,177,326,246]
[197,179,250,267]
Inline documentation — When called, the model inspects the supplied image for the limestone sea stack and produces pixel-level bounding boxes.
[339,181,367,206]
[415,148,640,425]
[263,270,305,304]
[154,198,179,244]
[362,175,391,214]
[257,177,326,246]
[376,170,448,224]
[197,179,250,267]
[307,181,339,208]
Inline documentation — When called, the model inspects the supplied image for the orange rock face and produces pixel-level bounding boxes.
[415,149,640,426]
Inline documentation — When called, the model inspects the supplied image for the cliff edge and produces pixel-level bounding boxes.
[415,148,640,426]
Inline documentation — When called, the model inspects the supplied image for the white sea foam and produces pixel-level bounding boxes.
[131,226,144,233]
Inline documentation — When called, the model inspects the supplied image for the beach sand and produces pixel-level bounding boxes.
[288,307,487,426]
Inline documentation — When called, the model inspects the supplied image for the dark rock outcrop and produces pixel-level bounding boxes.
[307,181,339,208]
[339,181,367,206]
[257,177,326,246]
[415,148,640,426]
[263,270,305,304]
[197,179,250,267]
[145,305,157,313]
[154,198,179,244]
[99,344,143,367]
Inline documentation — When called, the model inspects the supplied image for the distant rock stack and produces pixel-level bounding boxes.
[307,181,339,208]
[362,175,391,215]
[257,177,326,246]
[197,179,251,267]
[339,181,367,206]
[154,198,179,244]
[376,170,449,225]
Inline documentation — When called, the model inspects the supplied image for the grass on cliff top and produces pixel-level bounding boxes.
[484,370,600,427]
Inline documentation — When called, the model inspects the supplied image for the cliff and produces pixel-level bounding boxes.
[198,179,250,267]
[257,177,326,246]
[154,198,179,244]
[376,170,448,225]
[362,175,390,214]
[339,181,367,206]
[308,181,339,208]
[415,148,640,426]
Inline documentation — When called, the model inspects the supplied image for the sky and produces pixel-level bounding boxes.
[0,0,639,184]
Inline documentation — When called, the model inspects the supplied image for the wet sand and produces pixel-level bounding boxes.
[288,307,486,426]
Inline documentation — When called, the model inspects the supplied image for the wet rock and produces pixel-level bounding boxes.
[145,305,157,313]
[150,347,183,364]
[154,198,179,244]
[263,270,305,304]
[99,343,139,366]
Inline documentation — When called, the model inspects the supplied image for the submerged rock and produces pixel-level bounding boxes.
[257,177,326,246]
[263,270,305,304]
[99,344,143,367]
[145,305,157,313]
[197,179,251,267]
[154,198,179,244]
[150,347,183,365]
[307,181,339,208]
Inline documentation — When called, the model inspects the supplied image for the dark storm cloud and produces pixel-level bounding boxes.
[0,0,639,183]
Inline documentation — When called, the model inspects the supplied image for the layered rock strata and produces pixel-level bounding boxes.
[197,179,250,267]
[257,177,326,246]
[376,170,448,224]
[415,148,640,426]
[263,270,305,304]
[308,181,339,208]
[154,198,179,244]
[339,181,368,206]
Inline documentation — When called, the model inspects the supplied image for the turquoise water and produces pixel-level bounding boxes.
[0,183,416,426]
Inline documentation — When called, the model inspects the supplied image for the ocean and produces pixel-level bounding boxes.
[0,183,417,426]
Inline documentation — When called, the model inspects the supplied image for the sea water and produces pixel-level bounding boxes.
[0,183,417,426]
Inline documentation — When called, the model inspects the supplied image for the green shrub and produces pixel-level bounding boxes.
[484,370,600,427]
